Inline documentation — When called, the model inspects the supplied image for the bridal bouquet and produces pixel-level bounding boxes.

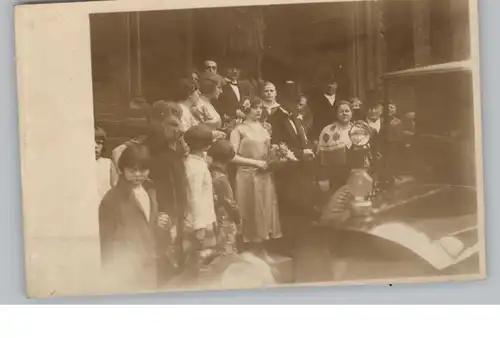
[266,142,298,171]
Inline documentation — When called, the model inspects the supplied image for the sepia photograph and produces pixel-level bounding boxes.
[14,0,485,298]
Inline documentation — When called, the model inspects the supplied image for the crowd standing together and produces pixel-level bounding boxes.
[94,59,417,291]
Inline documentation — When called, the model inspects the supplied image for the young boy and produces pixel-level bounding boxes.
[99,143,167,291]
[183,124,217,271]
[207,140,241,255]
[95,126,118,203]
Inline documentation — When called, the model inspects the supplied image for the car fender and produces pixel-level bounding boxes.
[354,222,480,271]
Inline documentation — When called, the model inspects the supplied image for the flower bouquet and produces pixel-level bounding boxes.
[221,116,243,136]
[266,142,298,171]
[262,122,273,136]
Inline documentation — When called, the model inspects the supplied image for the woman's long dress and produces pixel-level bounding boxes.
[233,124,282,243]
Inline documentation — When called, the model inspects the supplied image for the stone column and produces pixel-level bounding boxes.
[347,1,361,99]
[373,0,387,92]
[412,0,431,67]
[449,0,470,61]
[186,9,194,73]
[129,12,142,98]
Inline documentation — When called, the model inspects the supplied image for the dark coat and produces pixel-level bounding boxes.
[267,106,310,159]
[267,106,318,225]
[99,178,158,272]
[215,80,253,119]
[308,92,338,140]
[296,105,314,136]
[364,117,385,156]
[146,138,188,282]
[147,139,187,220]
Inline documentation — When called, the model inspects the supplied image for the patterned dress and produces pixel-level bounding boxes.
[210,164,240,255]
[317,122,354,191]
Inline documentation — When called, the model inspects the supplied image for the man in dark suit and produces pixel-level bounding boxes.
[268,98,318,255]
[268,103,311,160]
[308,73,340,141]
[215,62,253,120]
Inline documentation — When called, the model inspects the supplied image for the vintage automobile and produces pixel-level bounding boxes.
[162,115,480,290]
[293,182,480,284]
[292,60,481,285]
[99,61,481,291]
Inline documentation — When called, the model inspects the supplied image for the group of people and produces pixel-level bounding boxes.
[94,59,416,291]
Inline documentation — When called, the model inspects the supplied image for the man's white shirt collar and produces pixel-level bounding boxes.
[324,93,336,106]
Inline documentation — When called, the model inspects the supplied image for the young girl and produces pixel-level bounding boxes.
[99,143,165,292]
[207,140,241,255]
[183,124,218,273]
[317,100,354,192]
[95,126,118,203]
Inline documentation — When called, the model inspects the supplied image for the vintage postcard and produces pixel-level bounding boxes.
[14,0,485,299]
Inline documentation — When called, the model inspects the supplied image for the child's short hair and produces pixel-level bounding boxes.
[118,143,151,172]
[183,124,213,152]
[208,140,236,163]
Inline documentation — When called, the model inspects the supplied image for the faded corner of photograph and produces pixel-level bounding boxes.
[89,0,483,295]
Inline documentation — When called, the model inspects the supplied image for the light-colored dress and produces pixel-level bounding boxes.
[96,157,118,203]
[199,96,222,130]
[232,123,282,243]
[179,102,200,133]
[184,154,216,231]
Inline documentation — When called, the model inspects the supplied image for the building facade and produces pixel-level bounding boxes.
[91,0,472,136]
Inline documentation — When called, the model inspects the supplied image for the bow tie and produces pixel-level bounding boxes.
[229,81,238,86]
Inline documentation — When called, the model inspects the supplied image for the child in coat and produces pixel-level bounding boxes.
[99,143,167,292]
